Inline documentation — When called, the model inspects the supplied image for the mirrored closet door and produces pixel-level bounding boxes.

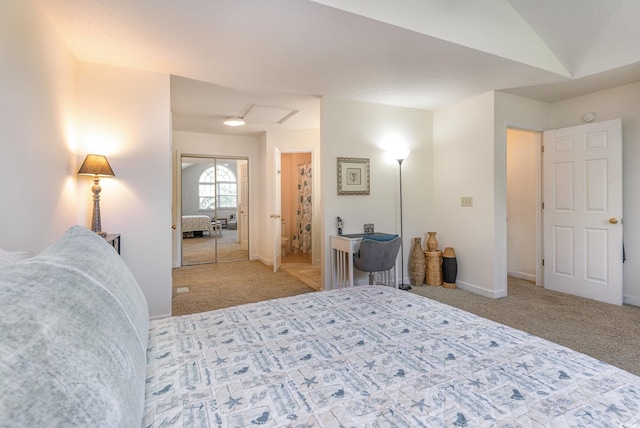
[181,156,249,265]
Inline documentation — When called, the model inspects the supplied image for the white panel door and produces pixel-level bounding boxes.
[543,119,623,305]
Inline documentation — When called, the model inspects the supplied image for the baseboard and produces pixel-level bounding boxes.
[507,270,536,283]
[623,293,640,307]
[456,280,507,299]
[150,312,171,320]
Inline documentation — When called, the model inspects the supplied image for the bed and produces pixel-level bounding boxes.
[182,215,215,236]
[3,227,640,427]
[143,286,640,427]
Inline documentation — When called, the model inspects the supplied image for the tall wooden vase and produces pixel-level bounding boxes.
[409,237,426,286]
[426,232,438,251]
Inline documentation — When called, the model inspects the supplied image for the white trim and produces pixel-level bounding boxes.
[150,312,172,320]
[623,293,640,306]
[507,270,536,283]
[456,280,507,299]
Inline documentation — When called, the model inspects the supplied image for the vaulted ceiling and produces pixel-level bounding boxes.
[39,0,640,136]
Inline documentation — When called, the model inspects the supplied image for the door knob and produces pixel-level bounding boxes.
[609,217,618,224]
[172,224,176,229]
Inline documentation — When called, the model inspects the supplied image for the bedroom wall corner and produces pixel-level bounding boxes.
[321,97,434,287]
[76,63,172,318]
[433,92,498,296]
[0,0,79,252]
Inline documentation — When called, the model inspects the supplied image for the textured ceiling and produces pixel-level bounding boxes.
[37,0,640,136]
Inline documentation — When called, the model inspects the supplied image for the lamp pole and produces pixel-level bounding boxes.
[397,157,411,291]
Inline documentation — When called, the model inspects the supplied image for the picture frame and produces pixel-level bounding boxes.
[337,157,370,195]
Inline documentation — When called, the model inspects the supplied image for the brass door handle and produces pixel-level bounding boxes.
[172,224,176,229]
[609,218,618,224]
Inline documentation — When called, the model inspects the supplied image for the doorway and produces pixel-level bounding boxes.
[181,155,249,265]
[506,128,542,286]
[280,152,312,265]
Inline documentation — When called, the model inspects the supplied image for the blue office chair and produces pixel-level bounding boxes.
[353,235,401,286]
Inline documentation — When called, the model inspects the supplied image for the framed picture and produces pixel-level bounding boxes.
[337,157,370,195]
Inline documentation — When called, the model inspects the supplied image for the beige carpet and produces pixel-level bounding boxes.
[172,260,316,315]
[411,277,640,376]
[181,229,248,264]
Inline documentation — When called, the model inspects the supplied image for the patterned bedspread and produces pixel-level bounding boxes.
[182,215,214,236]
[143,286,640,427]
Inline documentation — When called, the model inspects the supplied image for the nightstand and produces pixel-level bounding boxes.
[105,234,121,255]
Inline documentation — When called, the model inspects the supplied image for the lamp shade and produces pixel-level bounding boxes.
[394,148,410,161]
[77,154,115,177]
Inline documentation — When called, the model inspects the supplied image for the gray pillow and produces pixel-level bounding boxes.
[0,226,149,427]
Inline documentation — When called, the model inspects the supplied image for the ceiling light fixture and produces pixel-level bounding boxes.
[223,116,245,127]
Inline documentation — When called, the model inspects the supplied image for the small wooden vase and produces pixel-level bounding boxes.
[426,232,438,251]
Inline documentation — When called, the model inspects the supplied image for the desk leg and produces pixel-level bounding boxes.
[348,252,354,287]
[332,247,352,288]
[331,248,336,289]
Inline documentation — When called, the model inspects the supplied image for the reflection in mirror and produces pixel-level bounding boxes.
[181,156,248,265]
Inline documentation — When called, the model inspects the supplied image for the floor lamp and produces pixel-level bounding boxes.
[78,154,115,237]
[395,150,411,291]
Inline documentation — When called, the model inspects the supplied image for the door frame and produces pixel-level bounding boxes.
[501,122,547,295]
[506,127,543,286]
[276,148,315,266]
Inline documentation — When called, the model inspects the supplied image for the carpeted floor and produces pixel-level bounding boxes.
[411,277,640,376]
[172,260,316,315]
[182,229,248,264]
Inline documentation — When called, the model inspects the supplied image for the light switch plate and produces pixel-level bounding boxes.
[461,196,473,207]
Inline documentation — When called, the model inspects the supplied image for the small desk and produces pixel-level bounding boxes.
[330,233,398,289]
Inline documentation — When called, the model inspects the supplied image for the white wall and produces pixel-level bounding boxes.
[321,97,433,287]
[493,93,551,296]
[548,81,640,305]
[0,0,78,251]
[433,93,499,296]
[506,129,539,282]
[263,129,321,265]
[172,131,260,265]
[76,63,172,318]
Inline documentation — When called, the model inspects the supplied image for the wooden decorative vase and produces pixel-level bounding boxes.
[409,237,426,286]
[426,232,438,251]
[425,250,443,286]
